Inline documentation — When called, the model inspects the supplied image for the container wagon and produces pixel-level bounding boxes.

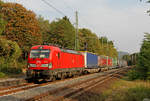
[108,57,113,67]
[112,58,118,68]
[98,55,108,71]
[81,52,100,73]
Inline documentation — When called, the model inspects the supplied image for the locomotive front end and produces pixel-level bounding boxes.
[26,46,52,80]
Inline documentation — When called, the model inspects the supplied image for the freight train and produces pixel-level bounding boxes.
[26,45,127,81]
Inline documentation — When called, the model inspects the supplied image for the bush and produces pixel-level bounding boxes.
[0,58,23,75]
[0,72,5,78]
[0,38,23,75]
[127,69,140,81]
[0,63,22,75]
[110,86,150,101]
[125,87,150,101]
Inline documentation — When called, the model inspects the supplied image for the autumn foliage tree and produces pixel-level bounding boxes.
[0,3,42,52]
[0,2,6,35]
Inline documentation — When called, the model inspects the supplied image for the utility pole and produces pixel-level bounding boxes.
[107,39,108,66]
[75,11,78,51]
[102,37,103,48]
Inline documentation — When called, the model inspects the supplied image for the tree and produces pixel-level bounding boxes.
[140,0,150,15]
[99,37,118,57]
[0,37,21,68]
[37,16,51,44]
[0,1,6,35]
[147,0,150,15]
[0,14,7,35]
[49,16,75,49]
[0,3,42,52]
[79,28,100,53]
[137,33,150,79]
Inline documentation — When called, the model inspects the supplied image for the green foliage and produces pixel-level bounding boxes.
[79,28,99,52]
[0,0,3,6]
[147,72,150,80]
[0,38,22,75]
[78,28,118,57]
[126,87,150,101]
[107,87,150,101]
[0,37,21,61]
[127,69,140,80]
[137,33,150,80]
[0,65,22,74]
[49,16,76,49]
[98,79,150,101]
[38,16,51,44]
[0,14,7,35]
[0,72,5,78]
[99,37,118,57]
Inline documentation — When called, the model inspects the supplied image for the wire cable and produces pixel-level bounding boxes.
[40,0,66,16]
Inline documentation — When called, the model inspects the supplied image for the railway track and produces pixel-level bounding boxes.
[0,78,26,88]
[26,67,129,101]
[0,67,130,101]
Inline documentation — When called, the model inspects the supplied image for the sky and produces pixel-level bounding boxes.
[3,0,150,53]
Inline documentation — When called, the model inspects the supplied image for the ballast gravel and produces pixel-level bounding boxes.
[0,69,119,101]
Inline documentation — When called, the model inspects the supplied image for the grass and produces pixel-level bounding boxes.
[100,80,150,101]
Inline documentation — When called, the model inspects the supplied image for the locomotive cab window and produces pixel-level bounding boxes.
[30,49,50,58]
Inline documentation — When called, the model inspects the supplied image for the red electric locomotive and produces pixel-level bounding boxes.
[26,45,84,81]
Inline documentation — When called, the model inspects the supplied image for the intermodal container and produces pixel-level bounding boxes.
[82,52,98,68]
[112,58,117,67]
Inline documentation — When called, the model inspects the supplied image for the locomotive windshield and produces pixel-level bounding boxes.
[30,49,50,58]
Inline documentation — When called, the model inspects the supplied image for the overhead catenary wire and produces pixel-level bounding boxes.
[40,0,66,16]
[52,0,95,31]
[5,0,99,38]
[60,0,75,12]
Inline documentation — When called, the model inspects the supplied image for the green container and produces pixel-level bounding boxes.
[112,58,117,66]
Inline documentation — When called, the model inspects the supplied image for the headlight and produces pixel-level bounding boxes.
[29,64,36,67]
[48,63,52,69]
[41,64,49,67]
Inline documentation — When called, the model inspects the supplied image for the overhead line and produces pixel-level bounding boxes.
[40,0,66,16]
[61,0,75,12]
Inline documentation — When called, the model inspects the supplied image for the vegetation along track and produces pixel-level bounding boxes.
[26,67,130,101]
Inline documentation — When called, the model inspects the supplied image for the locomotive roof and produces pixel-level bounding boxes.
[31,45,81,55]
[60,49,81,55]
[31,45,60,50]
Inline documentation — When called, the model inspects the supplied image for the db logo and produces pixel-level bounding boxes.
[36,61,41,67]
